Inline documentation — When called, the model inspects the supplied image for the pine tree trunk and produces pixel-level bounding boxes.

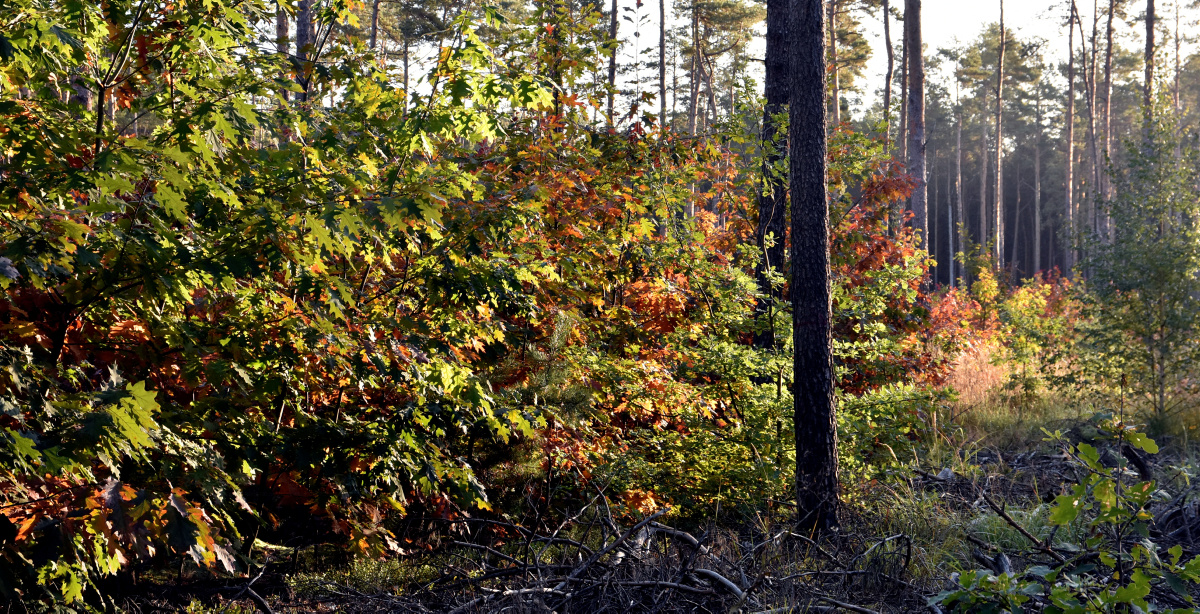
[660,0,668,123]
[1065,1,1077,274]
[754,0,791,349]
[829,0,840,127]
[883,0,893,150]
[906,0,926,251]
[956,99,964,287]
[1145,0,1156,126]
[608,0,619,125]
[993,0,1005,269]
[791,0,839,532]
[370,0,380,51]
[296,0,313,101]
[688,7,700,135]
[1035,89,1043,275]
[980,124,988,253]
[1102,0,1114,197]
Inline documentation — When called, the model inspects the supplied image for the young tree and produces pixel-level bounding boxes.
[906,0,927,251]
[791,0,839,531]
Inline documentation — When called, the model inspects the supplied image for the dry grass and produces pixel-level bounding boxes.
[940,343,1083,452]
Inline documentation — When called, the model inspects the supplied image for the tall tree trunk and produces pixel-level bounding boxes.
[955,93,964,288]
[1174,2,1181,115]
[370,0,380,51]
[883,0,894,150]
[980,123,989,253]
[1102,0,1114,198]
[791,0,839,532]
[829,0,840,127]
[296,0,314,101]
[660,0,668,123]
[1035,87,1043,274]
[608,0,619,125]
[1145,0,1155,127]
[687,7,700,135]
[899,31,908,163]
[993,0,1006,268]
[754,0,791,349]
[906,0,926,251]
[276,2,289,102]
[1083,2,1100,235]
[1066,1,1078,274]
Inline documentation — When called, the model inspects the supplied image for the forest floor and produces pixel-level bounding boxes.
[115,356,1200,614]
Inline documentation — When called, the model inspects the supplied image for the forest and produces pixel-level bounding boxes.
[4,0,1200,611]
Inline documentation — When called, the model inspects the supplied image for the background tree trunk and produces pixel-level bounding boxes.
[883,0,893,150]
[660,0,668,123]
[993,0,1005,268]
[1066,1,1077,274]
[829,0,840,127]
[1145,0,1155,126]
[754,0,792,349]
[906,0,927,251]
[1035,86,1043,274]
[608,0,619,125]
[791,0,839,532]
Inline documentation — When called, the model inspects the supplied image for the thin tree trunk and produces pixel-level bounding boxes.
[1102,0,1114,198]
[980,124,989,253]
[276,2,289,102]
[791,0,839,533]
[1083,1,1100,234]
[1145,0,1156,127]
[899,31,908,163]
[883,0,894,150]
[993,0,1006,268]
[754,0,791,349]
[906,0,927,250]
[688,7,700,135]
[296,0,313,101]
[660,0,668,123]
[955,91,964,287]
[1035,87,1043,274]
[1174,2,1181,115]
[829,0,840,127]
[370,0,380,51]
[1066,1,1077,274]
[608,0,619,125]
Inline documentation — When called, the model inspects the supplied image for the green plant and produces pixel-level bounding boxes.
[934,420,1200,612]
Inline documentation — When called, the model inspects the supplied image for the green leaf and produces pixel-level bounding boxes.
[1125,431,1159,454]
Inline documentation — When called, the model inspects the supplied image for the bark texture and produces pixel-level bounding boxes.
[790,0,839,532]
[905,0,926,251]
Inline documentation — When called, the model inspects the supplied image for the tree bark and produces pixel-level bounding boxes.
[791,0,839,532]
[370,0,380,51]
[296,0,314,101]
[1034,86,1043,274]
[955,87,964,287]
[993,0,1005,269]
[1065,1,1077,274]
[754,0,792,350]
[829,0,840,127]
[1145,0,1155,126]
[1102,0,1114,198]
[883,0,894,150]
[906,0,927,251]
[608,0,619,125]
[980,123,988,254]
[660,0,668,123]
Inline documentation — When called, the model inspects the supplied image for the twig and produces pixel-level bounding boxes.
[551,508,669,593]
[448,587,570,614]
[979,491,1067,563]
[814,594,882,614]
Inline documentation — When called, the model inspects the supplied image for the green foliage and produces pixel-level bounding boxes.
[934,423,1200,613]
[1058,119,1200,423]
